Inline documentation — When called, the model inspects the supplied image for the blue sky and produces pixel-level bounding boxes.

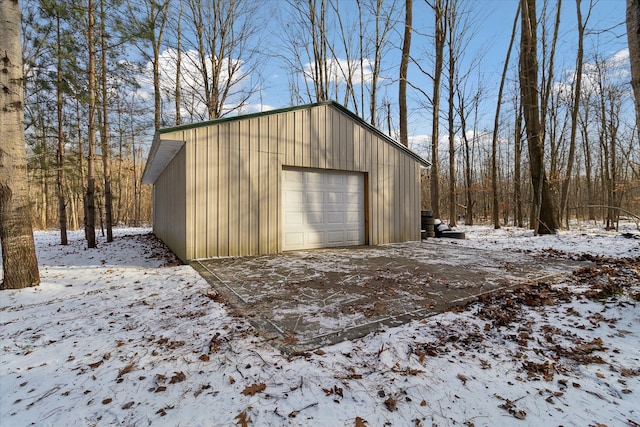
[145,0,631,150]
[255,0,630,139]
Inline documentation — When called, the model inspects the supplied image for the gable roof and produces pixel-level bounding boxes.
[142,101,430,184]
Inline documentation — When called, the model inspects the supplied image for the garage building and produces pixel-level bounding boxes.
[142,101,430,262]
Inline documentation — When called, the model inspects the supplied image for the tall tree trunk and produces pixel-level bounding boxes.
[399,0,412,147]
[100,0,113,242]
[519,0,558,235]
[458,92,473,225]
[627,0,640,143]
[430,0,446,219]
[539,0,562,146]
[0,0,41,289]
[560,0,589,228]
[56,12,68,245]
[579,103,595,221]
[446,1,456,226]
[514,101,524,227]
[491,3,519,229]
[86,0,97,248]
[175,0,183,125]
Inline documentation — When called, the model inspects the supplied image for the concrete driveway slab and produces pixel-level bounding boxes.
[191,241,589,352]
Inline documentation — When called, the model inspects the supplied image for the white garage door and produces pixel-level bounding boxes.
[282,168,365,251]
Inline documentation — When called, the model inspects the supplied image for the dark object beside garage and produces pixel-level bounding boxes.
[421,210,435,238]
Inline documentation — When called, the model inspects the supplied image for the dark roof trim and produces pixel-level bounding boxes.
[159,101,431,167]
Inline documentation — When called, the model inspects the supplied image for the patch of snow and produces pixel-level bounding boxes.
[1,224,638,426]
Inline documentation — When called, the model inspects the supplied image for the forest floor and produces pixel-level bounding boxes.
[1,222,639,426]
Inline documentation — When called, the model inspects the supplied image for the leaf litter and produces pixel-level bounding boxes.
[0,225,639,425]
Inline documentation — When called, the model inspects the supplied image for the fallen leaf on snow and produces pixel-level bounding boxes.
[384,396,397,412]
[241,383,266,396]
[235,410,252,426]
[169,371,186,384]
[88,360,103,369]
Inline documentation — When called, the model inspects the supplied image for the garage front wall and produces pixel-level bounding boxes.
[152,102,427,261]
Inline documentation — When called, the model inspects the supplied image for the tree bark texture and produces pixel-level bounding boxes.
[100,0,113,242]
[560,0,587,227]
[56,12,68,245]
[430,0,445,220]
[0,0,41,289]
[446,0,456,226]
[519,0,558,234]
[86,0,97,248]
[491,3,519,229]
[399,0,412,147]
[627,0,640,142]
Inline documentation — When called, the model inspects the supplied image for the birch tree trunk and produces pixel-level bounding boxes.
[0,0,41,289]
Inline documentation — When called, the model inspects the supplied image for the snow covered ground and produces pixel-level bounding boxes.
[1,224,638,426]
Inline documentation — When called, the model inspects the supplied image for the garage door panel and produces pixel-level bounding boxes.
[284,232,304,247]
[307,231,325,244]
[307,211,324,224]
[284,190,304,203]
[282,168,365,251]
[285,212,304,224]
[327,230,345,244]
[345,212,361,224]
[327,212,344,224]
[325,192,343,204]
[346,230,362,242]
[306,191,324,204]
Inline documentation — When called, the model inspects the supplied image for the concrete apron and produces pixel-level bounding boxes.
[191,241,590,353]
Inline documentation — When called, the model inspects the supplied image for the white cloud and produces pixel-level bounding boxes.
[135,48,252,122]
[302,57,375,86]
[610,49,630,67]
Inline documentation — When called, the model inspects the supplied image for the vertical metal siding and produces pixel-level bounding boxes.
[153,144,187,261]
[155,103,423,259]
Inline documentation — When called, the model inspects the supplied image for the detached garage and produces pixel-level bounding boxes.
[142,101,430,262]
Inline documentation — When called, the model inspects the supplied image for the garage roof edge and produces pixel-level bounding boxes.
[158,101,430,168]
[141,133,185,184]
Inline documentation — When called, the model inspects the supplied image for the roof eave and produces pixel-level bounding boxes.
[141,133,185,184]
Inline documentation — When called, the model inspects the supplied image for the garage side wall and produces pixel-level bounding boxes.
[160,103,422,259]
[153,145,188,262]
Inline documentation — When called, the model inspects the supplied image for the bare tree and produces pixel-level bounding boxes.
[429,0,446,220]
[100,0,113,242]
[54,6,68,245]
[185,0,261,119]
[86,0,97,248]
[559,0,591,227]
[446,0,456,226]
[399,0,412,147]
[519,0,558,234]
[628,0,640,142]
[491,2,520,229]
[0,0,40,289]
[174,1,183,125]
[128,0,170,129]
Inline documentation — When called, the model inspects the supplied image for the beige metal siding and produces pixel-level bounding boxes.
[154,103,422,260]
[153,145,187,262]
